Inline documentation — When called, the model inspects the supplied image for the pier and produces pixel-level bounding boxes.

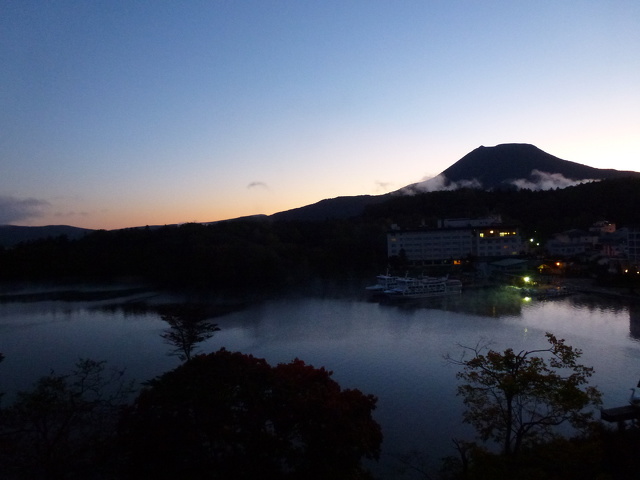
[601,405,640,430]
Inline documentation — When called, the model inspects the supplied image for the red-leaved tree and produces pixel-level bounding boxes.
[119,349,382,479]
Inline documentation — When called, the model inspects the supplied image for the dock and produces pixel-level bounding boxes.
[601,405,640,429]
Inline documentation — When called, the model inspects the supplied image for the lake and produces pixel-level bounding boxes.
[1,281,639,478]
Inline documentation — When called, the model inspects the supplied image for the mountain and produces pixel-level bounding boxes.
[271,143,640,221]
[406,143,640,192]
[446,143,640,187]
[0,225,93,248]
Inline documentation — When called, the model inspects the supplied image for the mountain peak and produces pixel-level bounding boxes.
[418,143,639,191]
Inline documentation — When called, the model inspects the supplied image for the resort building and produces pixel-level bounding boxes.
[546,222,629,260]
[387,216,523,264]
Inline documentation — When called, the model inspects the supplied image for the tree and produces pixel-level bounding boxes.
[119,349,382,479]
[447,332,601,457]
[159,305,220,361]
[0,359,133,479]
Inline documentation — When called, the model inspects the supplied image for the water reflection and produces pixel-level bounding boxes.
[375,286,524,318]
[630,302,640,340]
[1,283,640,479]
[157,304,220,361]
[567,294,630,315]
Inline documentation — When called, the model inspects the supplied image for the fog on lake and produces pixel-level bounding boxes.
[1,282,639,477]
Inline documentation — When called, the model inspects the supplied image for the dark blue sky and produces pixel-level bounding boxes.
[2,1,638,228]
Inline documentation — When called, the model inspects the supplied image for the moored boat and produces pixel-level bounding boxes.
[365,274,400,293]
[383,275,462,300]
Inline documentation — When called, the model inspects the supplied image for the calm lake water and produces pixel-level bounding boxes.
[1,282,639,478]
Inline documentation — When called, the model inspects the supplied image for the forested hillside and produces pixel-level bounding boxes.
[1,177,639,289]
[365,177,640,239]
[0,218,389,290]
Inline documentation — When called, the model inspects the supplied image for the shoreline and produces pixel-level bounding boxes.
[563,278,640,301]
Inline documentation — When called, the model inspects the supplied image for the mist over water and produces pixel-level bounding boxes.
[1,283,638,478]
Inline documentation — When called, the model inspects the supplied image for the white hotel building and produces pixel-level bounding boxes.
[387,217,524,264]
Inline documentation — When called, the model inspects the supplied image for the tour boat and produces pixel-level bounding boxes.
[365,274,400,294]
[383,275,462,299]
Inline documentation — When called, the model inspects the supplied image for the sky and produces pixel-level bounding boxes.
[2,1,639,230]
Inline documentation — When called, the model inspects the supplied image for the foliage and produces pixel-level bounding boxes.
[119,348,382,480]
[0,359,133,479]
[0,218,388,288]
[446,332,602,457]
[159,305,220,361]
[439,434,608,480]
[364,177,640,240]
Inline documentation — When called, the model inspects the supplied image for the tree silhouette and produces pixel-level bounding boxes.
[159,305,220,361]
[0,359,132,479]
[119,349,382,480]
[446,332,602,457]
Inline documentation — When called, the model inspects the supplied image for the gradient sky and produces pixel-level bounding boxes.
[2,1,639,230]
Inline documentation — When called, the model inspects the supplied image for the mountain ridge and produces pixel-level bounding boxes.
[271,143,640,220]
[0,224,93,248]
[2,143,639,244]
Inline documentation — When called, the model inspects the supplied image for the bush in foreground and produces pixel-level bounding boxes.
[119,349,382,480]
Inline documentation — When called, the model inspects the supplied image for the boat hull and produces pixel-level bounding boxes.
[382,277,462,300]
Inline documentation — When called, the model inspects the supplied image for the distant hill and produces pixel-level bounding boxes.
[270,195,390,222]
[0,217,274,247]
[0,225,93,247]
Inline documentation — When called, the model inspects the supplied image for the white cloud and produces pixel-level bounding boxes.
[402,174,483,194]
[398,170,599,195]
[510,170,597,190]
